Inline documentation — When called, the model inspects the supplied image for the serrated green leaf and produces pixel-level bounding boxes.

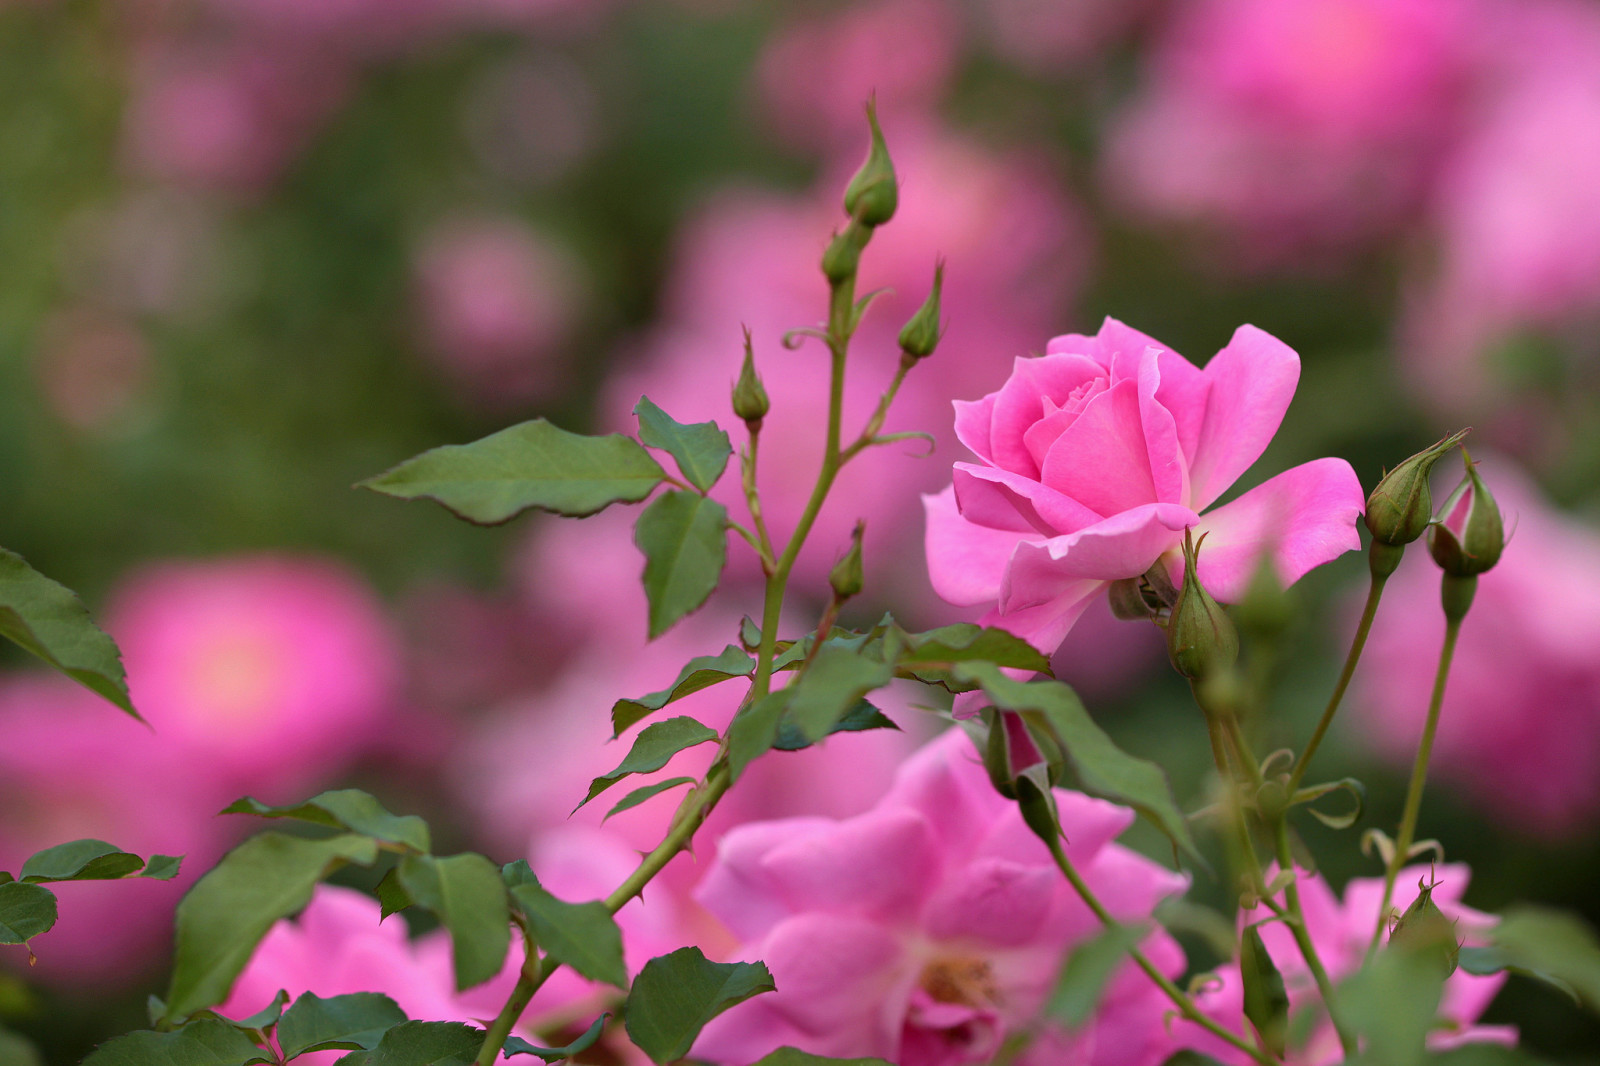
[211,988,290,1035]
[366,1022,483,1066]
[81,1019,270,1066]
[1239,924,1288,1057]
[164,833,380,1022]
[611,645,755,736]
[502,1015,609,1061]
[376,868,413,921]
[624,948,775,1064]
[953,663,1202,867]
[897,624,1053,675]
[396,854,510,992]
[0,547,137,719]
[749,1051,894,1066]
[634,397,732,493]
[0,882,57,944]
[772,699,898,751]
[727,690,789,784]
[1047,921,1146,1028]
[581,716,718,808]
[359,420,666,525]
[604,778,697,822]
[635,491,727,638]
[19,839,144,882]
[1482,905,1600,1013]
[222,791,432,853]
[509,881,627,989]
[277,992,409,1059]
[143,855,184,880]
[784,645,894,745]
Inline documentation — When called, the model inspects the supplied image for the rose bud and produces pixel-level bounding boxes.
[842,99,898,227]
[731,327,769,426]
[1428,449,1505,580]
[1364,429,1469,576]
[1389,874,1460,978]
[1167,531,1240,682]
[897,259,945,362]
[828,520,865,602]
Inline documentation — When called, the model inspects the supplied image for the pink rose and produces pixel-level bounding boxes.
[924,318,1364,656]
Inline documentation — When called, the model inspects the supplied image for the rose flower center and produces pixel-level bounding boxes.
[919,956,1003,1009]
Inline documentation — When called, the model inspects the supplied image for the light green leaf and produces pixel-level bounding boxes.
[0,547,136,719]
[359,420,666,525]
[222,791,432,853]
[634,491,727,638]
[1239,924,1288,1057]
[727,690,790,784]
[634,397,732,493]
[366,1022,484,1066]
[1478,905,1600,1012]
[165,833,380,1022]
[1292,778,1366,831]
[749,1051,894,1066]
[502,1015,609,1061]
[0,882,57,944]
[953,663,1202,866]
[19,839,145,882]
[604,778,697,822]
[1047,921,1146,1028]
[624,948,775,1064]
[396,853,510,992]
[509,881,627,989]
[375,868,413,921]
[277,992,408,1059]
[784,645,894,745]
[611,645,754,736]
[1339,947,1446,1066]
[143,855,184,880]
[896,624,1052,677]
[81,1019,270,1066]
[581,716,718,808]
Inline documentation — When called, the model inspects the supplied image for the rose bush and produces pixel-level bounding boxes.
[924,318,1365,655]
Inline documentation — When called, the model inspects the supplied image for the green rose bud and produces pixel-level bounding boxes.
[897,260,945,360]
[1389,874,1460,978]
[1167,531,1240,682]
[731,327,769,425]
[1364,429,1469,554]
[1428,449,1504,579]
[821,223,870,285]
[842,99,898,227]
[828,520,865,602]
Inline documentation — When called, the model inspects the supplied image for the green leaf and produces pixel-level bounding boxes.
[896,624,1052,677]
[143,855,184,880]
[19,839,144,882]
[634,397,732,493]
[634,491,728,638]
[739,616,762,650]
[359,420,666,525]
[396,854,510,992]
[772,699,898,751]
[0,547,137,719]
[0,1027,43,1066]
[1158,1054,1231,1066]
[580,716,718,808]
[376,869,413,921]
[1425,1046,1561,1065]
[1292,778,1366,830]
[1239,924,1288,1057]
[611,645,755,736]
[727,690,790,784]
[1479,905,1600,1012]
[1339,946,1446,1066]
[366,1022,483,1066]
[502,1015,609,1061]
[784,645,894,745]
[221,791,432,854]
[748,1052,894,1066]
[604,778,697,822]
[1047,921,1146,1028]
[953,663,1203,866]
[624,948,775,1064]
[164,833,380,1022]
[82,1020,270,1066]
[212,988,290,1035]
[278,992,408,1059]
[0,882,57,944]
[508,881,627,989]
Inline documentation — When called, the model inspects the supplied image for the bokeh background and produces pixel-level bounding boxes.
[3,0,1600,1061]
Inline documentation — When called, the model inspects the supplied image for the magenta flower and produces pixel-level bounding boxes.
[923,318,1364,657]
[691,728,1190,1066]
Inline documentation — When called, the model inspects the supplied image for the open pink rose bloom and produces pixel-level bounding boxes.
[925,318,1365,657]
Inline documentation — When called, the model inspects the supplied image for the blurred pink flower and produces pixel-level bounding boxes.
[691,727,1190,1066]
[413,215,583,410]
[33,307,152,432]
[1183,864,1512,1063]
[1352,459,1600,838]
[923,318,1363,658]
[976,0,1154,72]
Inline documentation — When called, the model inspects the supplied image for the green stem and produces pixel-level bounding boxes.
[475,932,543,1066]
[841,355,913,462]
[742,426,776,573]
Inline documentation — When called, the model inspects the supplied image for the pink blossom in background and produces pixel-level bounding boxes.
[461,52,599,188]
[1102,0,1475,267]
[923,318,1364,659]
[108,555,400,802]
[1352,459,1600,838]
[413,215,583,410]
[975,0,1154,72]
[33,307,153,432]
[691,727,1190,1065]
[1184,864,1512,1063]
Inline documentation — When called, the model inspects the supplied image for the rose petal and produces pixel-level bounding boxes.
[1039,379,1160,516]
[1003,502,1198,610]
[920,858,1057,946]
[696,817,840,941]
[953,463,1104,536]
[953,394,999,463]
[759,807,942,922]
[981,588,1101,656]
[1137,345,1190,506]
[1187,324,1302,511]
[924,486,1036,607]
[990,353,1108,479]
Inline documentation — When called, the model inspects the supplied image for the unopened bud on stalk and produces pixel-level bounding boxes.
[1428,449,1504,579]
[821,223,869,285]
[1365,429,1470,569]
[843,99,898,227]
[1389,875,1460,978]
[1167,531,1239,682]
[829,521,865,602]
[898,260,945,361]
[731,328,769,425]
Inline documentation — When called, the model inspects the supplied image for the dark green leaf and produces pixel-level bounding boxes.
[0,882,56,943]
[784,645,894,745]
[0,1027,43,1066]
[376,869,413,921]
[143,855,184,880]
[739,616,762,651]
[397,854,510,991]
[501,1015,609,1061]
[366,1022,484,1066]
[953,663,1202,866]
[624,948,775,1064]
[748,1052,894,1066]
[610,645,754,736]
[635,492,728,639]
[211,989,290,1034]
[500,860,536,889]
[604,778,697,822]
[897,624,1052,676]
[1047,921,1146,1028]
[278,992,408,1058]
[222,791,432,853]
[1339,947,1446,1066]
[81,1020,269,1066]
[1425,1046,1561,1065]
[359,420,665,524]
[1480,905,1600,1012]
[19,839,144,882]
[727,690,790,783]
[581,716,718,808]
[0,547,137,719]
[1158,1054,1231,1066]
[772,699,898,751]
[634,398,732,493]
[508,882,627,989]
[1239,924,1288,1057]
[164,833,380,1022]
